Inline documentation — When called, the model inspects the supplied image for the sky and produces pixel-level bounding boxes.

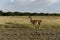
[0,0,60,13]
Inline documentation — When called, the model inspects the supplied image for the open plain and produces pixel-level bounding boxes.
[0,16,60,40]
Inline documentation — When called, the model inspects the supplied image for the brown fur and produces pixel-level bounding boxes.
[29,16,42,25]
[38,20,42,25]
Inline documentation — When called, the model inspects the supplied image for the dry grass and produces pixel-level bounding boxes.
[0,16,60,29]
[0,16,60,40]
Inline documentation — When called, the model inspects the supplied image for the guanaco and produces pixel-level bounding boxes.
[29,16,42,25]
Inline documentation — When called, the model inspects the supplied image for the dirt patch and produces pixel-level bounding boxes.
[0,28,60,40]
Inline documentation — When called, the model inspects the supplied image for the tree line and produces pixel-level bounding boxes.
[0,10,60,16]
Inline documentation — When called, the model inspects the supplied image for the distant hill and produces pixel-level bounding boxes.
[0,10,60,16]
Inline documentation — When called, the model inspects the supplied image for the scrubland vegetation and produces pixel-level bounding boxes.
[0,16,60,30]
[0,16,60,40]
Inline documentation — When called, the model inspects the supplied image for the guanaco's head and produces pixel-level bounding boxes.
[28,16,31,18]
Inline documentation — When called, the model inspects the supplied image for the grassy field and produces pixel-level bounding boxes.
[0,16,60,29]
[0,16,60,40]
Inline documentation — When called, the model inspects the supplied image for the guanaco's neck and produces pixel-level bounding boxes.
[29,16,32,21]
